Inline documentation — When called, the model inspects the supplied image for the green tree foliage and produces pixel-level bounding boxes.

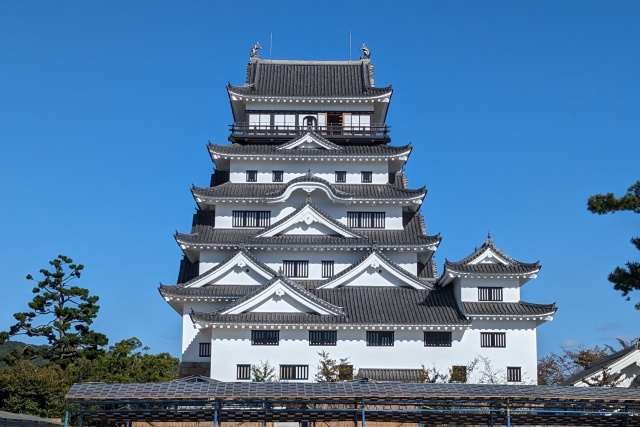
[0,255,108,366]
[251,360,277,382]
[314,351,353,382]
[588,181,640,309]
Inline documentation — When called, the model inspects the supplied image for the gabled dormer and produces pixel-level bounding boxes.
[227,56,393,143]
[437,234,541,303]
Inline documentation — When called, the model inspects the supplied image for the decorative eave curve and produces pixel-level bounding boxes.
[227,84,393,102]
[211,275,345,317]
[277,130,342,150]
[460,301,557,321]
[317,249,432,290]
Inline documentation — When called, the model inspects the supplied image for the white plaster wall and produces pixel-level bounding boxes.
[455,278,521,302]
[229,159,388,184]
[181,302,218,361]
[244,103,375,113]
[215,195,404,230]
[204,320,539,382]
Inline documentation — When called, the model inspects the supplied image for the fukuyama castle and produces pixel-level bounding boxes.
[159,45,556,383]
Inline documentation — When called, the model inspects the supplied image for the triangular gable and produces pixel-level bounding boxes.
[221,277,343,316]
[467,247,511,266]
[183,250,275,288]
[257,202,364,238]
[277,131,342,150]
[317,251,429,290]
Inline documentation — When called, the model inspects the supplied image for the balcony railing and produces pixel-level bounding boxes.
[229,123,390,140]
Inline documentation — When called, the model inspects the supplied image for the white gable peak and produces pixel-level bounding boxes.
[183,250,275,288]
[277,131,342,150]
[257,203,363,238]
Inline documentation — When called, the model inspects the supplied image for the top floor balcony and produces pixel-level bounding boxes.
[228,123,391,143]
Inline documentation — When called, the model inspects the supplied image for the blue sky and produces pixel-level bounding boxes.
[1,1,638,360]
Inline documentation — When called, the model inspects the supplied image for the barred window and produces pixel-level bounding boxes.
[347,212,385,228]
[246,170,258,182]
[199,342,211,357]
[450,365,467,383]
[309,330,337,346]
[366,331,394,346]
[280,365,309,380]
[361,171,372,183]
[481,332,506,348]
[335,171,346,183]
[272,170,284,182]
[251,330,279,345]
[478,287,503,301]
[232,211,270,227]
[507,366,522,382]
[321,261,334,278]
[237,364,251,380]
[423,331,452,347]
[283,260,309,278]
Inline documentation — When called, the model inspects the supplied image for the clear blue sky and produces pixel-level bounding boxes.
[1,1,638,360]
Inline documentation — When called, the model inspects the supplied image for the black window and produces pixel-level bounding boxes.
[279,365,309,380]
[199,342,211,357]
[424,331,452,347]
[335,171,346,183]
[366,331,394,346]
[232,211,270,227]
[283,260,309,278]
[251,330,279,345]
[507,366,522,382]
[450,365,467,383]
[321,261,334,278]
[237,364,251,380]
[246,170,258,182]
[481,332,506,348]
[347,212,385,228]
[361,171,372,183]
[309,330,337,346]
[478,287,503,301]
[272,170,284,182]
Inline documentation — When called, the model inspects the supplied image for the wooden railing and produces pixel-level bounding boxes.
[229,123,390,138]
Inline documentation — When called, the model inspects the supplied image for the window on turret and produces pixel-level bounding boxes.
[478,287,503,301]
[248,114,271,130]
[251,330,279,345]
[507,367,522,382]
[280,365,309,380]
[366,331,394,346]
[246,170,257,182]
[335,171,346,183]
[361,171,372,183]
[481,332,506,348]
[199,343,211,357]
[309,330,337,346]
[272,170,284,182]
[237,364,251,380]
[283,260,309,278]
[424,331,452,347]
[347,212,385,228]
[232,211,270,227]
[321,261,334,278]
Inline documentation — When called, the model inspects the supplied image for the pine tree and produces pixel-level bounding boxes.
[588,181,640,309]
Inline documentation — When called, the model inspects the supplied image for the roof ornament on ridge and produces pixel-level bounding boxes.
[250,42,262,59]
[359,44,371,60]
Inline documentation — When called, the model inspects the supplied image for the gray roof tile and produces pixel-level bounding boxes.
[208,142,411,158]
[356,368,424,382]
[461,301,557,317]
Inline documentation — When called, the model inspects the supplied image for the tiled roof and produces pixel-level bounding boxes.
[228,59,392,98]
[159,284,261,298]
[192,177,425,202]
[461,301,557,317]
[191,286,468,326]
[176,213,439,250]
[356,368,425,382]
[208,142,411,157]
[562,342,640,386]
[446,264,541,274]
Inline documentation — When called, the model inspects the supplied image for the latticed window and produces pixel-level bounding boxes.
[283,260,308,278]
[321,261,334,278]
[335,171,346,183]
[347,212,385,228]
[232,211,270,227]
[366,331,394,346]
[423,331,452,347]
[199,342,211,357]
[279,365,309,380]
[507,367,522,382]
[478,287,503,301]
[251,330,279,345]
[246,170,258,182]
[309,330,337,346]
[361,171,372,183]
[481,332,506,348]
[272,170,284,182]
[236,364,251,380]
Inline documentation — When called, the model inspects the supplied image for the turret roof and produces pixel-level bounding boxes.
[460,301,557,317]
[208,141,412,158]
